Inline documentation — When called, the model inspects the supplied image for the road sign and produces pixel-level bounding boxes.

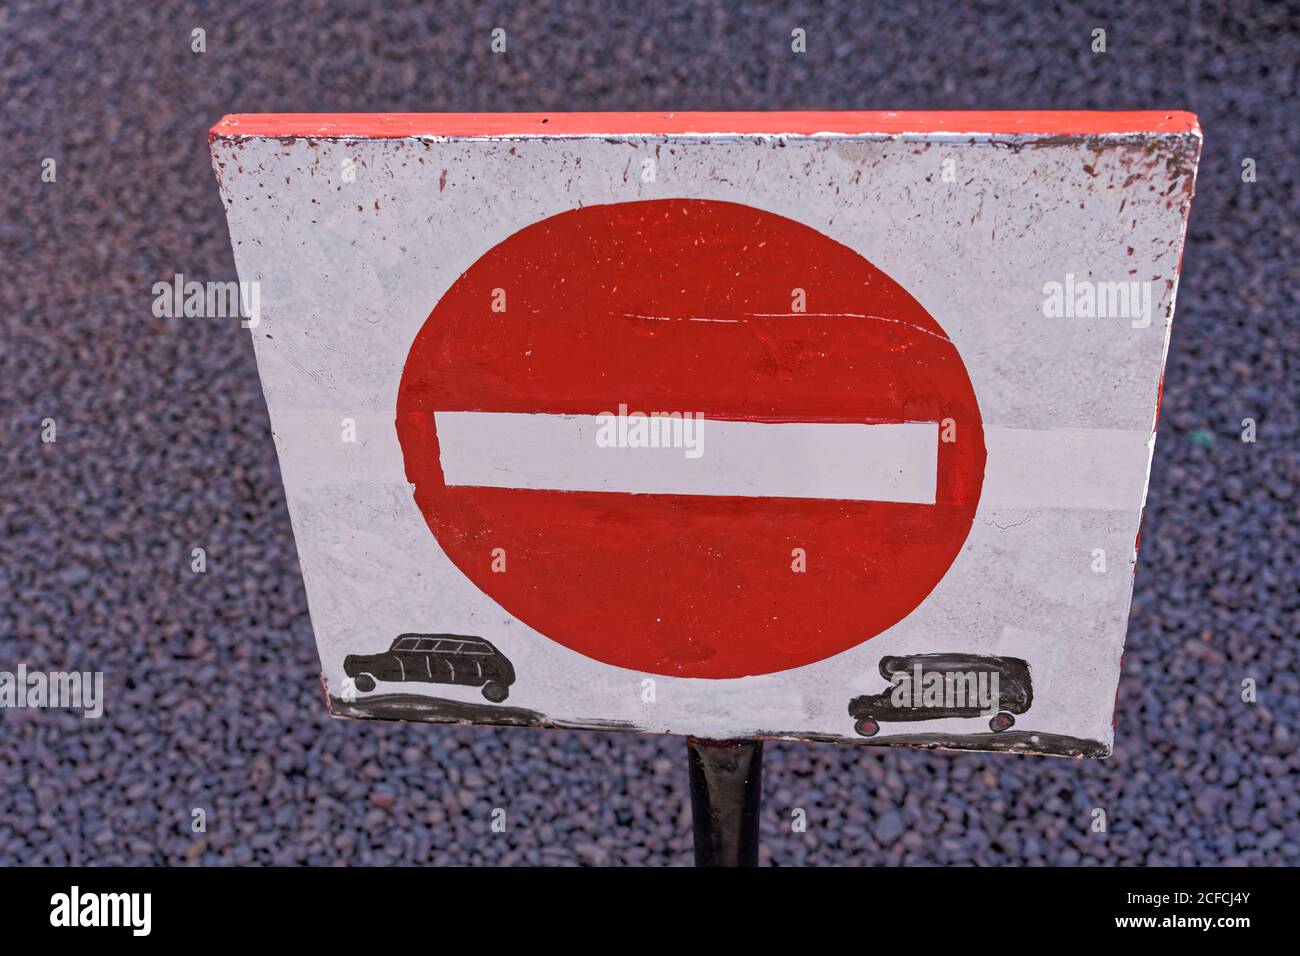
[211,112,1200,757]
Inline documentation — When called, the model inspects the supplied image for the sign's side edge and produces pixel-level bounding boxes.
[1104,127,1205,752]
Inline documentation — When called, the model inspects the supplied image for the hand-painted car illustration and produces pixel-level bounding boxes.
[345,634,516,702]
[848,653,1032,737]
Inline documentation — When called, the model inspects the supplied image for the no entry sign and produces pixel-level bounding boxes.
[212,112,1200,756]
[397,198,986,679]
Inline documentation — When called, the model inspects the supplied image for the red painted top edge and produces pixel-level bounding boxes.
[210,111,1200,140]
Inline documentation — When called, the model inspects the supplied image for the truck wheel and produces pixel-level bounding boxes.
[354,674,376,693]
[854,717,879,737]
[483,682,509,703]
[989,712,1015,733]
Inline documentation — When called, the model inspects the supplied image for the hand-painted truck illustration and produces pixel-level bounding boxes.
[848,653,1032,737]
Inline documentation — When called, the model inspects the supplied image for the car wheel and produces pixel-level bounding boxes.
[989,712,1015,733]
[853,717,879,737]
[482,682,509,703]
[354,674,376,693]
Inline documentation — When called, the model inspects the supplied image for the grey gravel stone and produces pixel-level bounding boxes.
[874,809,905,846]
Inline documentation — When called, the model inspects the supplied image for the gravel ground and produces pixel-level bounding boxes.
[0,0,1296,866]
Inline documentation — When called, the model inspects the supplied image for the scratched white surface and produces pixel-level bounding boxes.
[212,125,1198,755]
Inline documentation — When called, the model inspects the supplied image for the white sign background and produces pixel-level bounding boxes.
[212,116,1199,756]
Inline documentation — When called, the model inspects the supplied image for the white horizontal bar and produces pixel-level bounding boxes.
[979,426,1152,512]
[434,412,938,503]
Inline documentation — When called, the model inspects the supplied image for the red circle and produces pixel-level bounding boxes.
[397,199,985,678]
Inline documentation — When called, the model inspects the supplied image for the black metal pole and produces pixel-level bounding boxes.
[686,737,763,866]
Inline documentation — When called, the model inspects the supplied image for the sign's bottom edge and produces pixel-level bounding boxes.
[327,693,1109,758]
